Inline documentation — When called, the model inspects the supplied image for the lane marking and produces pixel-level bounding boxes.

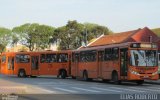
[37,82,85,86]
[32,87,56,94]
[129,87,160,92]
[54,87,78,93]
[109,87,145,93]
[72,87,101,93]
[91,87,122,93]
[37,82,58,85]
[148,87,160,90]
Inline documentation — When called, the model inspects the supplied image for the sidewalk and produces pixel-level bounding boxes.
[0,86,26,94]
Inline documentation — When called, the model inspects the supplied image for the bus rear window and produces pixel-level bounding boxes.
[16,54,30,63]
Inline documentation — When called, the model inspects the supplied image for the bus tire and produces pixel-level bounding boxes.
[112,71,121,84]
[60,70,66,79]
[18,69,26,78]
[136,80,144,85]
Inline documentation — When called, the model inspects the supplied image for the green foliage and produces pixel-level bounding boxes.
[1,20,112,51]
[12,23,55,51]
[57,20,84,50]
[152,28,160,36]
[84,22,112,41]
[57,20,112,50]
[0,27,12,53]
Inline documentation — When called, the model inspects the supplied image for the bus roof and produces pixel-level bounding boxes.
[73,42,157,52]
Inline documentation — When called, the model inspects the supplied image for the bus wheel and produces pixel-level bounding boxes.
[136,80,144,85]
[112,72,121,84]
[60,70,66,79]
[18,70,26,78]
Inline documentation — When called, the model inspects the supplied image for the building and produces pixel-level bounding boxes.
[6,44,29,52]
[87,27,160,49]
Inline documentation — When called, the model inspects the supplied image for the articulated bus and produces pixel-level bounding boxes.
[1,51,71,78]
[71,42,159,84]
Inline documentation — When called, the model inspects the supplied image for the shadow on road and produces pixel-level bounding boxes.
[0,74,155,87]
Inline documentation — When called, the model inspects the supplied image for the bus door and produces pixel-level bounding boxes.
[75,53,79,77]
[11,57,14,75]
[158,53,160,74]
[31,56,39,76]
[7,57,14,75]
[98,51,104,78]
[120,48,128,80]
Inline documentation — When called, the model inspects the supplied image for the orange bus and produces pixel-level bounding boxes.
[1,51,71,78]
[71,42,159,84]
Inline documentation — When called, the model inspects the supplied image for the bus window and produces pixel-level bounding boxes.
[105,48,112,61]
[16,54,30,63]
[57,53,68,62]
[2,56,6,63]
[98,51,104,61]
[75,53,79,62]
[88,50,96,62]
[46,54,57,63]
[130,50,157,66]
[40,54,46,63]
[112,48,119,60]
[80,50,96,62]
[80,51,86,62]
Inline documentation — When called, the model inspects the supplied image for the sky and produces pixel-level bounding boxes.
[0,0,160,32]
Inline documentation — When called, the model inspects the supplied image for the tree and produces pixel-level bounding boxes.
[84,23,112,41]
[11,33,19,47]
[56,20,84,50]
[152,28,160,36]
[56,20,112,50]
[12,23,55,51]
[35,24,55,50]
[0,27,12,53]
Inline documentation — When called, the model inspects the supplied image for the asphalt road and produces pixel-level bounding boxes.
[0,74,160,100]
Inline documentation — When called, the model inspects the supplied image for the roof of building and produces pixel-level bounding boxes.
[88,29,139,47]
[87,27,159,47]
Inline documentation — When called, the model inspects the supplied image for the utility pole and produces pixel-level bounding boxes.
[84,27,88,46]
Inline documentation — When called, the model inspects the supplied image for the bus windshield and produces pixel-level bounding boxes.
[130,50,157,67]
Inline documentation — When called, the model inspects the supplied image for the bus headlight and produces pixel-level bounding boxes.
[131,70,140,75]
[152,71,158,76]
